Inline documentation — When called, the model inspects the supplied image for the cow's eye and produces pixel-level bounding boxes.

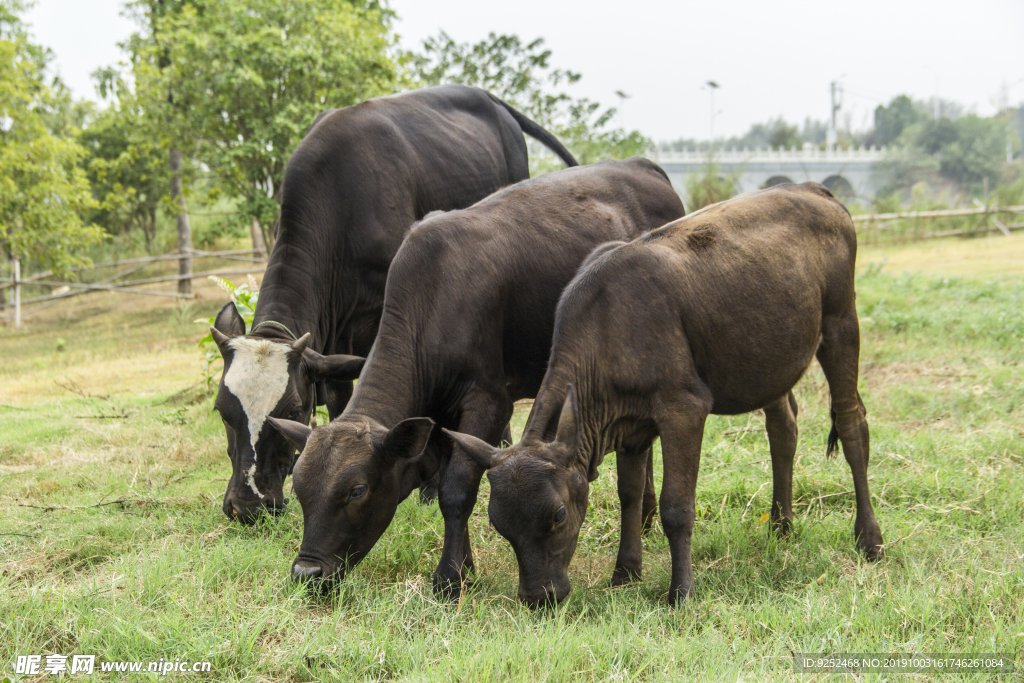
[554,506,567,524]
[349,485,367,500]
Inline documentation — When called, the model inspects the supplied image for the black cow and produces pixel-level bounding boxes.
[267,158,686,598]
[447,183,885,606]
[210,84,578,524]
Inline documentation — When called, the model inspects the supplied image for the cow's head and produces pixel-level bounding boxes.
[266,414,435,587]
[443,386,587,607]
[210,303,365,524]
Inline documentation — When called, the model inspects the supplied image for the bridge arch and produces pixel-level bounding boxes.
[763,175,794,188]
[823,175,854,199]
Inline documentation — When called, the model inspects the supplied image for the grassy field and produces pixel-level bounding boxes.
[2,236,1023,681]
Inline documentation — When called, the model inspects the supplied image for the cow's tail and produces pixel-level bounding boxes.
[826,395,866,459]
[826,407,840,459]
[489,94,579,168]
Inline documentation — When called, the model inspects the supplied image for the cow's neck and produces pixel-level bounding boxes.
[253,240,347,355]
[340,319,423,430]
[523,366,611,481]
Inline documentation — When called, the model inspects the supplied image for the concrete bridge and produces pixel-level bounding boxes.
[647,145,889,204]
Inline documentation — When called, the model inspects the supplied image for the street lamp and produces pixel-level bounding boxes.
[614,90,631,130]
[705,80,720,151]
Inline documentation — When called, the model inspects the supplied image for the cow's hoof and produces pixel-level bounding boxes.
[432,574,468,602]
[856,524,884,561]
[610,567,641,587]
[770,517,793,536]
[861,538,884,562]
[667,583,694,607]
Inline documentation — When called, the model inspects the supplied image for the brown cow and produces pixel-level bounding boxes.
[447,182,884,606]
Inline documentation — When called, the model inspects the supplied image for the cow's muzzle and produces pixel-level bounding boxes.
[291,557,343,592]
[518,578,571,608]
[223,495,287,525]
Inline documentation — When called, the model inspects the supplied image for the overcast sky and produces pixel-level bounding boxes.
[24,0,1024,142]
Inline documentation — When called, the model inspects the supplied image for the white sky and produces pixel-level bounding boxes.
[24,0,1024,142]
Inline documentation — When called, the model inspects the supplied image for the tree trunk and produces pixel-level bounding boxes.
[169,148,192,296]
[250,216,267,258]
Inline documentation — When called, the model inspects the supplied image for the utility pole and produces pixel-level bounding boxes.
[828,81,842,152]
[12,258,20,329]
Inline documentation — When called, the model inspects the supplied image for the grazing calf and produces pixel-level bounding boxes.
[267,159,685,598]
[446,182,884,607]
[210,84,578,524]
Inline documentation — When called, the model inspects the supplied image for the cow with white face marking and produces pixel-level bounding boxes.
[211,84,578,523]
[211,307,365,523]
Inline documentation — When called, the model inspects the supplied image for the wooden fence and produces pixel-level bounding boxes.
[0,249,266,328]
[3,202,1024,328]
[853,203,1024,243]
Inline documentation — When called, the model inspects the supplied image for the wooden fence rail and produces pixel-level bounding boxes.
[4,204,1024,328]
[853,204,1024,242]
[1,249,266,328]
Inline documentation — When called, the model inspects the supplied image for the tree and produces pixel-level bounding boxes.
[768,122,801,150]
[411,31,651,173]
[0,0,103,276]
[874,95,925,147]
[123,0,399,257]
[80,69,173,255]
[875,106,1009,197]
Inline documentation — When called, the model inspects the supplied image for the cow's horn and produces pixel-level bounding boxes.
[292,332,311,356]
[210,326,232,349]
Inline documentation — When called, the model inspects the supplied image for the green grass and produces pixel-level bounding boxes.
[2,252,1023,681]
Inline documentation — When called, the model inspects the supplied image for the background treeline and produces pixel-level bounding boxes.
[1,0,1022,278]
[663,93,1023,208]
[0,0,648,277]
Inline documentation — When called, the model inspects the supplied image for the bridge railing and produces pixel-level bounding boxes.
[649,145,890,164]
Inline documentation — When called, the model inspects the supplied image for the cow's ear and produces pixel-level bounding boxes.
[267,417,312,452]
[379,418,434,465]
[213,302,245,338]
[553,384,581,462]
[304,349,365,382]
[443,429,506,470]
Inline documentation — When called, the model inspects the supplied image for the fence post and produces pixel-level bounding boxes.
[13,258,21,329]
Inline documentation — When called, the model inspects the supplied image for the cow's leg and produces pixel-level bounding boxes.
[657,394,709,605]
[763,391,798,535]
[612,446,649,585]
[501,422,514,447]
[816,308,884,560]
[433,393,512,601]
[323,379,352,421]
[641,446,657,534]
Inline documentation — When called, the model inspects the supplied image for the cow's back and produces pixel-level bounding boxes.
[257,85,533,357]
[560,182,855,414]
[382,158,685,399]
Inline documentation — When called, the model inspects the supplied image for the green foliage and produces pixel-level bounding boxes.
[195,276,258,385]
[873,94,924,147]
[410,31,651,173]
[122,0,399,247]
[767,121,801,150]
[683,152,740,211]
[875,94,1011,198]
[79,72,173,255]
[0,0,104,274]
[663,116,830,153]
[2,262,1024,679]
